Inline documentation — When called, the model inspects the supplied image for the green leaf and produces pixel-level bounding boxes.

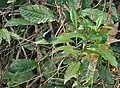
[55,45,77,55]
[19,4,57,24]
[96,15,104,28]
[86,61,98,84]
[97,45,117,67]
[99,65,114,84]
[82,18,93,30]
[4,59,37,87]
[8,59,37,74]
[89,32,102,40]
[69,7,78,28]
[35,32,86,45]
[81,9,113,24]
[64,62,81,84]
[89,32,108,44]
[7,0,16,3]
[82,0,93,9]
[0,29,11,44]
[6,18,34,26]
[6,71,34,87]
[55,32,86,44]
[67,0,80,10]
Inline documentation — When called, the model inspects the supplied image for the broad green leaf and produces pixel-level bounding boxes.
[82,0,93,9]
[86,61,98,84]
[89,32,102,40]
[96,16,104,28]
[81,9,113,24]
[4,59,37,87]
[99,33,108,44]
[99,65,114,84]
[87,45,117,67]
[55,32,86,43]
[35,32,86,45]
[6,18,34,26]
[97,45,117,67]
[89,32,108,44]
[69,7,78,28]
[55,45,77,55]
[6,71,34,87]
[82,18,92,29]
[7,59,37,74]
[64,62,81,84]
[19,4,57,24]
[67,0,80,10]
[0,29,11,44]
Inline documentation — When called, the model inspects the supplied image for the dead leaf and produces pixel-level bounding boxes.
[110,22,119,35]
[106,36,120,44]
[106,22,120,44]
[87,54,99,62]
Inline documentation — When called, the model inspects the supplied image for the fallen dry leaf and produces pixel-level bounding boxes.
[106,22,120,44]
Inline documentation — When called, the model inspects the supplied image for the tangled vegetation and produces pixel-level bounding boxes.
[0,0,120,88]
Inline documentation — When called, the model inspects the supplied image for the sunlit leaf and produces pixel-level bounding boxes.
[55,45,77,55]
[19,4,57,24]
[0,29,11,44]
[87,45,117,67]
[64,62,81,84]
[69,7,78,28]
[96,16,104,28]
[6,18,34,26]
[81,8,113,24]
[97,45,117,67]
[7,0,16,3]
[56,32,86,43]
[86,59,98,84]
[67,0,80,10]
